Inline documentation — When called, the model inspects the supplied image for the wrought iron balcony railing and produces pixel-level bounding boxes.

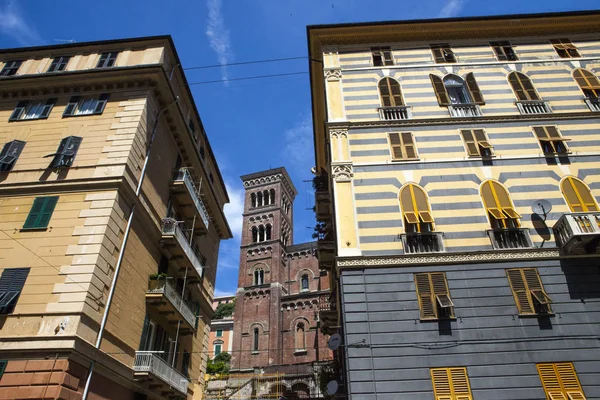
[378,106,412,121]
[448,104,481,117]
[173,168,210,229]
[584,98,600,112]
[516,100,551,115]
[147,278,196,329]
[133,351,188,395]
[487,228,533,250]
[161,218,205,279]
[401,232,445,254]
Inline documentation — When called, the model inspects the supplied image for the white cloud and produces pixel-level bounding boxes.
[224,182,244,239]
[214,288,235,298]
[0,1,41,46]
[284,113,314,169]
[205,0,234,83]
[438,0,466,18]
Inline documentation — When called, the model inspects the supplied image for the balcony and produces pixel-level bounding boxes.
[378,106,412,121]
[400,232,445,254]
[133,351,188,396]
[171,168,210,231]
[146,277,196,331]
[584,98,600,112]
[553,213,600,255]
[487,228,533,250]
[516,100,551,115]
[160,218,205,281]
[448,104,481,117]
[318,295,338,334]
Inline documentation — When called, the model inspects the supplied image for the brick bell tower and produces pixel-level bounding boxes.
[231,168,297,371]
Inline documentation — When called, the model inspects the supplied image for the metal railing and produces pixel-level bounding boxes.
[487,228,533,249]
[516,100,551,115]
[448,104,481,117]
[378,106,412,121]
[584,98,600,112]
[553,212,600,248]
[318,295,335,312]
[133,351,188,395]
[174,168,210,229]
[401,232,445,254]
[147,278,196,328]
[161,218,205,278]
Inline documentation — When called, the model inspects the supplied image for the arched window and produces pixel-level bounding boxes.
[480,180,521,229]
[250,193,256,208]
[269,189,275,205]
[254,269,264,285]
[265,224,272,240]
[378,77,404,107]
[295,322,306,351]
[258,225,265,242]
[253,327,259,351]
[561,177,599,212]
[429,73,483,106]
[257,191,263,207]
[573,68,600,99]
[301,274,309,291]
[251,226,258,243]
[507,72,540,101]
[263,190,269,205]
[399,184,435,233]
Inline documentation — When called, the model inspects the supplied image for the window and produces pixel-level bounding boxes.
[378,77,404,107]
[371,47,393,66]
[0,360,6,379]
[430,44,456,63]
[399,183,435,234]
[508,72,540,101]
[63,94,109,117]
[216,329,223,337]
[301,274,309,291]
[45,136,83,168]
[532,126,570,154]
[97,52,118,68]
[269,189,275,205]
[252,226,258,243]
[254,269,264,285]
[295,322,306,351]
[0,140,26,171]
[9,99,56,121]
[23,196,59,230]
[0,60,22,76]
[490,41,518,61]
[214,343,222,356]
[461,129,493,157]
[414,272,454,319]
[181,350,190,377]
[561,177,599,212]
[429,73,484,106]
[251,193,256,208]
[0,268,30,315]
[551,39,580,58]
[47,56,70,72]
[253,327,259,351]
[480,180,521,229]
[506,268,552,315]
[266,224,272,240]
[573,68,600,100]
[188,118,196,137]
[430,367,473,400]
[537,363,586,400]
[388,132,417,161]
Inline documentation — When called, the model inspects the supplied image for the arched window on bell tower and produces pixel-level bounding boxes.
[257,191,263,207]
[251,193,256,208]
[258,225,265,242]
[251,226,258,243]
[266,224,272,240]
[254,269,264,285]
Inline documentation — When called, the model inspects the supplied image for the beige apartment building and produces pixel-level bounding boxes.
[0,36,231,399]
[208,295,234,360]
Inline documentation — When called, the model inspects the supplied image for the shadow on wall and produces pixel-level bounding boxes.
[560,260,600,300]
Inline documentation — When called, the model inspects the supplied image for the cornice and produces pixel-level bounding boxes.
[242,172,297,198]
[327,111,600,130]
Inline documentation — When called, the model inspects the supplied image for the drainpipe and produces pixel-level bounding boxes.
[82,96,180,400]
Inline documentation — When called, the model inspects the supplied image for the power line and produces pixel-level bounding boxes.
[187,71,308,86]
[183,56,307,71]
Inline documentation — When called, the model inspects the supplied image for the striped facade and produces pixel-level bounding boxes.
[308,11,600,400]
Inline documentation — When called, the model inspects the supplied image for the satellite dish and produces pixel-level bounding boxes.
[532,200,552,216]
[328,333,342,350]
[326,380,339,395]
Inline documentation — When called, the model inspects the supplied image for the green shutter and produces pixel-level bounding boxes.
[0,360,7,378]
[23,196,59,229]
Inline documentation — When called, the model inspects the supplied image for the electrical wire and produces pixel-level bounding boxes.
[183,56,307,70]
[186,71,308,86]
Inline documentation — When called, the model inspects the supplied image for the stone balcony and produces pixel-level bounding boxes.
[553,212,600,255]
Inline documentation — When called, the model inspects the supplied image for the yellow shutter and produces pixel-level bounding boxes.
[401,132,417,159]
[538,363,586,400]
[506,269,535,314]
[430,74,450,105]
[431,272,453,317]
[431,368,473,400]
[431,368,452,398]
[561,177,599,212]
[415,273,436,319]
[461,130,480,156]
[388,133,404,160]
[465,73,485,105]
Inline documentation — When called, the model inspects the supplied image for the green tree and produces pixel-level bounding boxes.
[213,301,235,319]
[207,352,231,375]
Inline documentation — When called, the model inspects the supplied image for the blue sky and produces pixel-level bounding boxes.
[1,0,598,296]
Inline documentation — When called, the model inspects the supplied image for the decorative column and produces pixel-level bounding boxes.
[324,69,345,122]
[331,162,360,256]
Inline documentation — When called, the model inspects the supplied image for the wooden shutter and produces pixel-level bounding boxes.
[415,273,436,319]
[402,132,416,159]
[0,140,25,171]
[23,197,46,229]
[36,196,58,228]
[431,272,453,316]
[0,360,6,379]
[63,96,80,116]
[94,94,110,114]
[508,72,539,101]
[40,98,57,118]
[573,69,600,90]
[400,184,418,223]
[473,129,492,150]
[431,46,446,63]
[538,363,586,400]
[0,268,30,314]
[389,133,417,160]
[23,196,58,229]
[389,133,403,159]
[520,73,540,100]
[431,368,472,400]
[461,130,479,156]
[379,78,403,107]
[9,101,28,121]
[561,177,599,212]
[412,185,435,224]
[465,73,485,104]
[506,268,534,314]
[430,75,450,106]
[431,368,452,399]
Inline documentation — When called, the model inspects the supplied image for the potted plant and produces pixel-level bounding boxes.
[148,273,168,290]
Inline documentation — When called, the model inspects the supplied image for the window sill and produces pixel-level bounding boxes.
[251,351,259,355]
[419,317,457,322]
[294,350,308,356]
[9,116,49,122]
[62,112,103,118]
[517,313,555,319]
[391,158,420,162]
[467,155,496,159]
[20,227,49,232]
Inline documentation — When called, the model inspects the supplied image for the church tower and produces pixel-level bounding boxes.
[231,168,297,371]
